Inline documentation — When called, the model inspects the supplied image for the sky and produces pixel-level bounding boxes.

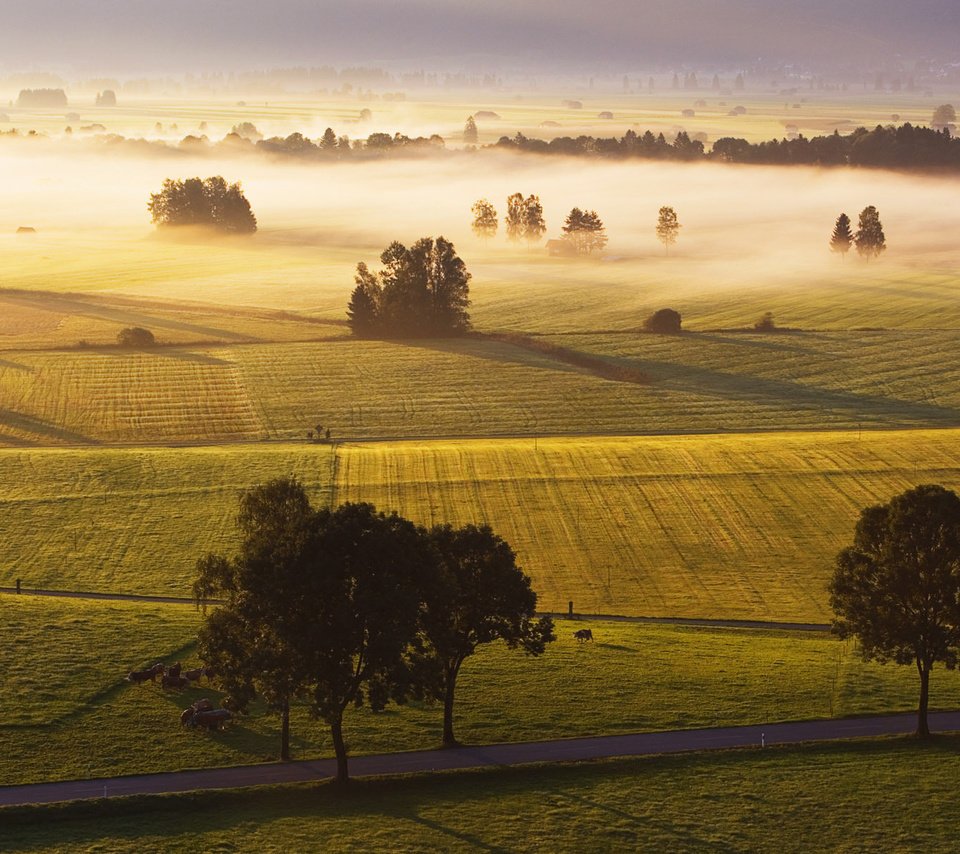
[2,0,958,74]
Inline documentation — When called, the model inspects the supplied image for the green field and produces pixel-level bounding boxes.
[3,596,960,787]
[3,737,960,852]
[1,431,958,619]
[3,324,960,445]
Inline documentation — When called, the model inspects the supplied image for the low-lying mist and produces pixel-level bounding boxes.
[1,143,957,318]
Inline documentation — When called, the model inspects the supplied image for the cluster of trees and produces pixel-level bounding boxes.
[347,237,471,337]
[147,176,257,234]
[829,207,886,260]
[561,208,607,255]
[831,485,960,737]
[16,88,67,107]
[195,479,555,784]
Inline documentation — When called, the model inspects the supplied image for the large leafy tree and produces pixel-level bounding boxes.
[504,192,525,242]
[421,524,555,747]
[854,205,886,259]
[194,478,314,760]
[829,213,853,259]
[829,484,960,737]
[196,482,436,784]
[295,502,434,784]
[561,208,608,255]
[148,176,257,233]
[655,206,681,255]
[346,237,471,337]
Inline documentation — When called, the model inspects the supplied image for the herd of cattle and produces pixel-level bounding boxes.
[125,661,232,730]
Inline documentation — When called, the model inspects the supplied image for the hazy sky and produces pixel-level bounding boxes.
[3,0,958,74]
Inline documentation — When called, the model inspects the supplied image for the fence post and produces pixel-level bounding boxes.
[15,578,21,594]
[568,600,574,619]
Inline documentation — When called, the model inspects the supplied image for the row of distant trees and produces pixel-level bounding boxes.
[195,480,554,784]
[470,196,681,256]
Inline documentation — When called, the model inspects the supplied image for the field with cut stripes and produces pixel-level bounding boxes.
[1,430,958,620]
[2,327,960,445]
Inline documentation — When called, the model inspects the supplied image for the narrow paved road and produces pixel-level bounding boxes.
[2,711,956,808]
[0,590,829,631]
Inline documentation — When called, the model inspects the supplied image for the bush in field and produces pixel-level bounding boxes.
[117,327,156,348]
[347,237,471,338]
[644,308,682,334]
[754,312,776,332]
[148,176,257,234]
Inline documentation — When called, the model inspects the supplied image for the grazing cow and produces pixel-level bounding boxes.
[162,674,190,690]
[573,628,594,642]
[127,668,158,684]
[183,668,204,683]
[166,662,183,678]
[193,708,232,730]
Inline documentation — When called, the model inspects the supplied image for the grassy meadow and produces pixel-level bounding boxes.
[3,737,960,852]
[0,431,956,619]
[3,596,960,787]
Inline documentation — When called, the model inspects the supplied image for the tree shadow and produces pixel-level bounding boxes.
[0,408,96,445]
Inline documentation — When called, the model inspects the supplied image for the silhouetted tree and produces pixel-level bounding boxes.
[346,263,382,336]
[194,478,314,760]
[148,176,257,234]
[644,308,682,333]
[829,485,960,737]
[561,208,608,255]
[463,116,478,145]
[421,524,555,747]
[830,213,853,259]
[95,90,117,107]
[656,206,681,255]
[471,199,498,240]
[854,206,886,260]
[319,127,338,150]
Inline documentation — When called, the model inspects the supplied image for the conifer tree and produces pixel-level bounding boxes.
[561,207,608,255]
[463,116,479,144]
[829,212,853,259]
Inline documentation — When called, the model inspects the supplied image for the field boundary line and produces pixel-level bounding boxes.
[0,587,208,606]
[0,587,828,630]
[1,711,957,807]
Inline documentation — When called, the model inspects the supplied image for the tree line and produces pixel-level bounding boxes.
[34,119,958,173]
[194,479,554,785]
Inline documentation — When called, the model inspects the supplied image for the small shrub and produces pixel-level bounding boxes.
[644,308,682,334]
[117,327,156,348]
[754,312,776,332]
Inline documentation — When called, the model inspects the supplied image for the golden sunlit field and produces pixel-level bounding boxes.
[2,77,960,841]
[1,430,958,621]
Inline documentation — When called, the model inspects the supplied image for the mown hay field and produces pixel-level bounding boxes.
[6,739,957,853]
[0,445,335,594]
[2,328,960,445]
[333,430,960,620]
[3,596,959,787]
[0,430,958,620]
